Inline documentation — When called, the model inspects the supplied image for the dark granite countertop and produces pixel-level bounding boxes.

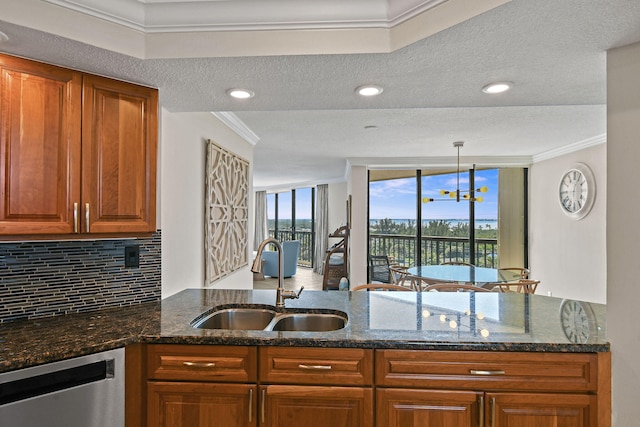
[0,288,608,373]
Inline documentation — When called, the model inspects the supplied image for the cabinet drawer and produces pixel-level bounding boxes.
[260,347,373,386]
[147,344,257,382]
[375,350,597,392]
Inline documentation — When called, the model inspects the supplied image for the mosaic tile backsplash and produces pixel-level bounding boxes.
[0,231,161,322]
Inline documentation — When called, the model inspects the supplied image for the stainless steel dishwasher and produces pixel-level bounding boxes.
[0,347,124,427]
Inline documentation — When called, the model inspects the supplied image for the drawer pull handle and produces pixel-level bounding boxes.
[470,369,505,376]
[182,361,216,368]
[298,364,332,371]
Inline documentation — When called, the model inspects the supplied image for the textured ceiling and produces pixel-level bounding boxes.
[1,0,640,191]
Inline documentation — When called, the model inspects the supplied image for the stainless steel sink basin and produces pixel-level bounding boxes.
[192,308,276,330]
[191,306,347,332]
[271,313,347,332]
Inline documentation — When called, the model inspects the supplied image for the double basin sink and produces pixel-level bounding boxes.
[191,305,347,332]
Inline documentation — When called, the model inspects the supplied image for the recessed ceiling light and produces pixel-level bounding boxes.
[227,88,255,99]
[482,82,512,94]
[356,85,383,97]
[0,31,9,43]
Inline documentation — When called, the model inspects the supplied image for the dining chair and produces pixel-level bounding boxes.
[422,283,491,292]
[368,255,392,283]
[498,267,530,279]
[495,279,540,294]
[351,283,413,292]
[440,261,475,267]
[389,265,421,291]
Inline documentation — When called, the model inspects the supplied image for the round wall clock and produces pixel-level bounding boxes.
[559,299,598,344]
[558,163,596,220]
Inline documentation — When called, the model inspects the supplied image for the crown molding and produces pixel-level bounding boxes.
[532,134,607,163]
[348,155,533,169]
[44,0,145,31]
[42,0,440,33]
[211,112,260,146]
[30,0,510,58]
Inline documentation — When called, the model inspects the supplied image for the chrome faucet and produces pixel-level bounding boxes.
[252,238,304,307]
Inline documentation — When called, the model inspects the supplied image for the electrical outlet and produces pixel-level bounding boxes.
[124,245,140,268]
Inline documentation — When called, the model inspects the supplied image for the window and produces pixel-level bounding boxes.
[267,187,316,267]
[369,175,417,266]
[295,187,314,267]
[369,168,524,272]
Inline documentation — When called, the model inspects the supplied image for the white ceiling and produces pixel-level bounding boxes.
[1,0,640,191]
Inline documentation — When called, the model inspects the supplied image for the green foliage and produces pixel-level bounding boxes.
[422,220,451,236]
[370,218,496,239]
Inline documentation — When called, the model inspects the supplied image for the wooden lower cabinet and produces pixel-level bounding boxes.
[261,385,373,427]
[376,389,596,427]
[489,392,596,427]
[377,388,481,427]
[147,382,256,427]
[136,345,610,427]
[375,349,609,427]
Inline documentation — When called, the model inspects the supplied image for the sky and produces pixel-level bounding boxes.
[369,169,498,220]
[268,169,499,221]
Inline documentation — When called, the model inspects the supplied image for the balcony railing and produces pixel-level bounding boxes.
[268,229,497,269]
[369,233,498,268]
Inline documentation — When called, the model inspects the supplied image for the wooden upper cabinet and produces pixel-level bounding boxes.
[0,53,158,237]
[82,75,157,234]
[0,54,82,235]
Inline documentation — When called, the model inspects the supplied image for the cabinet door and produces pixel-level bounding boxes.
[82,75,157,233]
[0,54,81,235]
[147,382,256,427]
[261,385,373,427]
[488,392,596,427]
[377,388,480,427]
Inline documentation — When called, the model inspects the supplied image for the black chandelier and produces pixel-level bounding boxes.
[422,141,488,204]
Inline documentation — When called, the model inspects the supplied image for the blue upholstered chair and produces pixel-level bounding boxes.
[261,240,301,278]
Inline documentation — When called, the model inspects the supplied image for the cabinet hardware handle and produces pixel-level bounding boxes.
[182,361,216,368]
[470,369,505,376]
[298,364,332,370]
[478,395,484,427]
[73,203,79,233]
[261,389,266,424]
[490,397,496,427]
[85,203,90,232]
[248,389,253,423]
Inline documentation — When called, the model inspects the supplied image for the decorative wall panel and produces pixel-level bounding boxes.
[205,140,249,284]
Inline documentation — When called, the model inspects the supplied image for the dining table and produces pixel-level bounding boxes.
[406,265,522,289]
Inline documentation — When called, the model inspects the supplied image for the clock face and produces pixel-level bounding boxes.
[559,170,587,213]
[559,300,597,344]
[558,164,596,220]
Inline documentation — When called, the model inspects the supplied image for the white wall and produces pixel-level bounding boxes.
[347,165,369,287]
[160,110,254,298]
[607,40,640,426]
[529,144,607,303]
